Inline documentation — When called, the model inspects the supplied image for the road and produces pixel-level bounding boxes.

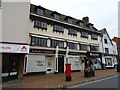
[72,75,120,88]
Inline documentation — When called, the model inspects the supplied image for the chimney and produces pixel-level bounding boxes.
[82,16,89,23]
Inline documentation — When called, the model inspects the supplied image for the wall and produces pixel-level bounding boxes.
[2,0,30,44]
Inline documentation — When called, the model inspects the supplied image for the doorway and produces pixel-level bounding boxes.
[2,54,19,83]
[58,56,64,73]
[46,56,53,73]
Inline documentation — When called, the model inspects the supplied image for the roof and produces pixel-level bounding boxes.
[112,37,120,46]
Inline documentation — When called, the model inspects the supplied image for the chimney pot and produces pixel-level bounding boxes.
[82,16,89,23]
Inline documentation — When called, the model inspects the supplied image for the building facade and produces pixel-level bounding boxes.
[24,4,102,75]
[1,1,30,82]
[100,29,118,68]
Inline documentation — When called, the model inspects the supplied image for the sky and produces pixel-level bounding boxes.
[31,0,119,39]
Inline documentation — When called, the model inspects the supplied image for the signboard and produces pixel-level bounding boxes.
[26,55,46,73]
[68,57,81,70]
[0,43,29,53]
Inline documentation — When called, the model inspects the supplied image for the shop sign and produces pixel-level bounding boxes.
[0,43,30,53]
[30,49,55,54]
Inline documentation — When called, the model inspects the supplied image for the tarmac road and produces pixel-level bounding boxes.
[72,75,120,88]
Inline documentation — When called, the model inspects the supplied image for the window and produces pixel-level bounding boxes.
[53,25,64,33]
[67,18,73,24]
[0,0,1,8]
[31,37,47,47]
[79,22,84,27]
[36,8,43,15]
[80,44,88,51]
[81,32,88,38]
[53,14,60,20]
[51,40,64,48]
[68,28,77,36]
[90,46,98,51]
[105,48,109,54]
[68,42,77,50]
[104,39,108,44]
[34,20,47,29]
[91,34,98,40]
[89,25,93,29]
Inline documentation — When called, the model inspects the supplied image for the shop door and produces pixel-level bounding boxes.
[2,54,19,83]
[46,57,53,73]
[58,56,64,73]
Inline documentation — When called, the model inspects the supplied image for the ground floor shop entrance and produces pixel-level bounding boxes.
[58,56,64,73]
[2,54,19,82]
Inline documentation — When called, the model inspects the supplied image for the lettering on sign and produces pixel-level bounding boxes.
[36,60,44,66]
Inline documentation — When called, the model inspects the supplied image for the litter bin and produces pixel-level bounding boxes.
[84,68,95,77]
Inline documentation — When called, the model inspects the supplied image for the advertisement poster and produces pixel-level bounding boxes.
[91,58,102,69]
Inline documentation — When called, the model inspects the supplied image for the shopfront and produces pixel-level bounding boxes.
[87,52,102,70]
[0,43,29,82]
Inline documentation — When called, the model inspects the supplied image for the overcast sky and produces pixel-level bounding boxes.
[31,0,119,39]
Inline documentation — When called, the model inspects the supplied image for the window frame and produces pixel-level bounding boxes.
[81,31,88,38]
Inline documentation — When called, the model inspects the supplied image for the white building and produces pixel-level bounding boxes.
[100,29,118,68]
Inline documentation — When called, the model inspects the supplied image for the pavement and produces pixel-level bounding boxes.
[2,69,119,88]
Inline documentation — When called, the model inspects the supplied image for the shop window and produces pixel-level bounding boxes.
[53,14,60,20]
[53,25,64,33]
[91,34,98,40]
[68,28,77,36]
[104,39,108,44]
[31,36,47,47]
[36,8,43,15]
[105,58,112,66]
[34,20,47,29]
[80,44,88,51]
[81,32,88,38]
[90,46,98,51]
[68,42,77,50]
[51,40,64,48]
[105,48,109,54]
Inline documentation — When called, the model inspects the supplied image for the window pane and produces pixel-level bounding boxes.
[37,8,43,15]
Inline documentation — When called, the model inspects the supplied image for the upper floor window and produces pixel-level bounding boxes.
[104,39,108,44]
[68,42,77,50]
[105,48,109,54]
[31,36,47,47]
[53,25,64,33]
[68,28,77,36]
[81,32,88,38]
[91,34,98,40]
[51,40,64,48]
[80,44,88,51]
[34,20,47,29]
[79,22,84,27]
[53,14,60,20]
[0,0,1,8]
[90,46,99,51]
[36,8,44,15]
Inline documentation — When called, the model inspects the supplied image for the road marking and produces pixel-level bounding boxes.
[71,75,119,88]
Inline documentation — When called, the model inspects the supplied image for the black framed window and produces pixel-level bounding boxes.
[80,44,88,51]
[89,25,93,29]
[90,46,98,51]
[68,28,77,36]
[104,39,108,44]
[81,32,88,38]
[53,25,64,33]
[51,40,64,48]
[53,14,60,20]
[31,36,47,47]
[36,8,43,15]
[68,42,77,50]
[105,48,109,54]
[91,34,98,40]
[34,20,47,29]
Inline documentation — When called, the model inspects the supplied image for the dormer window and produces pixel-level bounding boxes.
[67,18,73,24]
[53,14,60,20]
[36,8,44,15]
[79,22,84,27]
[89,24,94,29]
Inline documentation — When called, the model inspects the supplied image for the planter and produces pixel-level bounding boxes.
[84,70,95,77]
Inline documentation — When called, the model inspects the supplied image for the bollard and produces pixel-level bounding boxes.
[65,63,71,81]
